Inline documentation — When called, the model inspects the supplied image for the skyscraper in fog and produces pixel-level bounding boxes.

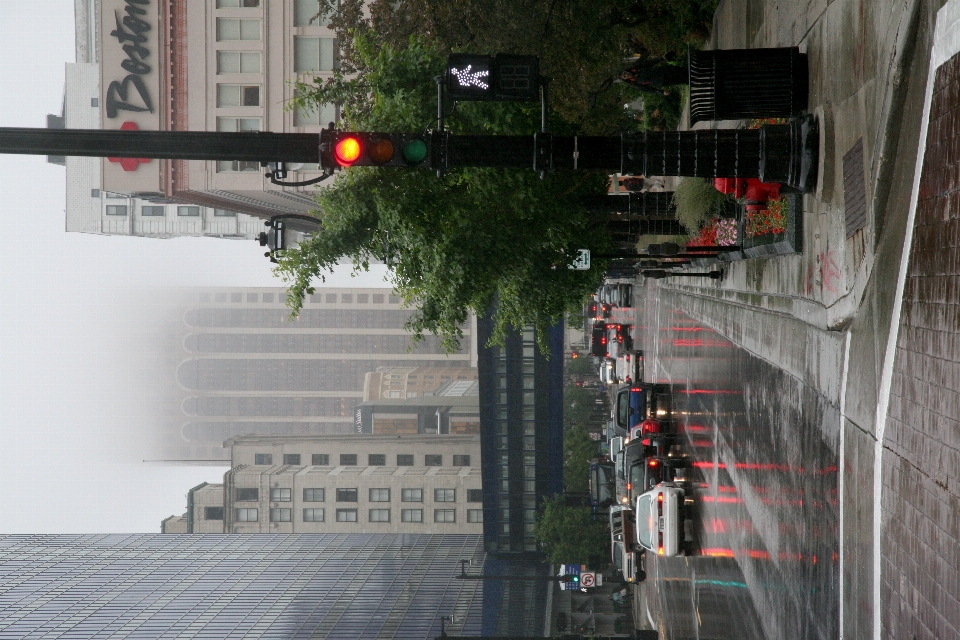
[157,287,476,462]
[0,533,547,638]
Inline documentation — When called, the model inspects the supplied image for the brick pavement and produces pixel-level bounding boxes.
[882,49,960,640]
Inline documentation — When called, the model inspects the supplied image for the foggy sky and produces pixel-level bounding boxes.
[0,1,389,533]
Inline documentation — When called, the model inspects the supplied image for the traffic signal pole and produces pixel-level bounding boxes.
[0,114,817,192]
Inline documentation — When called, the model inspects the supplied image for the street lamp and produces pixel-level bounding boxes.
[257,214,322,263]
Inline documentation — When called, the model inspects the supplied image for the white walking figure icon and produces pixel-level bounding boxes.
[451,65,490,90]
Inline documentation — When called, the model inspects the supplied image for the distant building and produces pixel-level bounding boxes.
[0,533,548,638]
[363,366,479,401]
[167,434,483,534]
[477,318,565,556]
[155,287,477,461]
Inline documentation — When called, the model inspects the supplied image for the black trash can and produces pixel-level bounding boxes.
[689,47,808,124]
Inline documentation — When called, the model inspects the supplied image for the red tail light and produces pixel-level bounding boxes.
[630,387,641,392]
[648,460,658,467]
[626,483,632,492]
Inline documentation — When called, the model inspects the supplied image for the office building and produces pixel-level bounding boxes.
[478,318,565,556]
[0,533,548,638]
[155,287,477,461]
[55,1,269,236]
[167,434,483,534]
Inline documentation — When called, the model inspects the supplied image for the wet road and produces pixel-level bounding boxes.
[637,282,841,640]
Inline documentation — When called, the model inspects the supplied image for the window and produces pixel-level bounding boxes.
[467,509,483,523]
[336,488,358,502]
[369,509,390,523]
[91,189,100,198]
[270,488,291,502]
[294,37,336,73]
[214,208,237,217]
[106,205,127,216]
[217,117,261,132]
[254,453,272,465]
[262,293,274,303]
[434,509,456,523]
[217,84,261,107]
[236,488,258,501]
[397,454,414,466]
[425,454,442,466]
[312,454,329,466]
[204,507,224,520]
[453,455,471,467]
[401,509,423,523]
[294,0,331,25]
[303,508,324,522]
[368,454,386,466]
[141,206,164,217]
[339,454,357,466]
[401,488,422,502]
[177,206,200,217]
[270,508,291,522]
[217,0,259,6]
[369,488,390,502]
[303,488,324,502]
[217,160,260,172]
[336,508,357,522]
[216,18,260,41]
[467,489,483,503]
[294,101,337,127]
[283,454,301,465]
[434,489,455,503]
[235,508,258,522]
[217,51,261,74]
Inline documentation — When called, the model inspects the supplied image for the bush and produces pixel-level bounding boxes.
[672,177,728,235]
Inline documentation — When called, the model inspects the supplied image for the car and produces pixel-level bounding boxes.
[616,350,643,384]
[590,458,616,517]
[609,505,643,582]
[616,439,682,506]
[613,384,669,434]
[591,324,609,358]
[606,324,632,359]
[599,357,617,385]
[635,482,686,557]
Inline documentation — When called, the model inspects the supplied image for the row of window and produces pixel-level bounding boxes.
[254,453,471,467]
[105,206,238,217]
[237,488,483,503]
[229,507,481,524]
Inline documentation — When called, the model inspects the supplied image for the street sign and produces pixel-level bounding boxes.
[580,572,595,587]
[589,432,601,441]
[569,249,591,270]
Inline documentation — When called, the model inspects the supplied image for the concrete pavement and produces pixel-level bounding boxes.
[637,0,960,638]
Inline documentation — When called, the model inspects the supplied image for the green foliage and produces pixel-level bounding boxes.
[534,495,610,567]
[672,177,728,235]
[278,34,609,352]
[564,384,598,429]
[563,426,596,493]
[319,0,716,136]
[566,355,595,377]
[634,84,687,131]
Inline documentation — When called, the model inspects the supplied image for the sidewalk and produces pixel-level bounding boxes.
[643,0,960,639]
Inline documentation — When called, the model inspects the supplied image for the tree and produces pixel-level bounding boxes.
[564,383,598,428]
[563,426,597,493]
[566,354,596,377]
[278,34,609,351]
[315,0,718,135]
[534,495,610,567]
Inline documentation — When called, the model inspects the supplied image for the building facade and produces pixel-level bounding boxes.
[170,434,483,534]
[478,318,565,556]
[155,287,477,462]
[55,1,268,237]
[95,0,336,218]
[0,533,549,639]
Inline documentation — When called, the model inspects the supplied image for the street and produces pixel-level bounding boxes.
[634,282,840,640]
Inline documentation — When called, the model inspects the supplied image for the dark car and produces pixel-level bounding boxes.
[591,324,609,358]
[617,440,683,506]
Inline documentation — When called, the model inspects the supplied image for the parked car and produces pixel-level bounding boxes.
[616,350,643,384]
[635,482,686,557]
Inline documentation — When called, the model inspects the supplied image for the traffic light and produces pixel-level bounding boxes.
[559,573,580,586]
[319,130,433,169]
